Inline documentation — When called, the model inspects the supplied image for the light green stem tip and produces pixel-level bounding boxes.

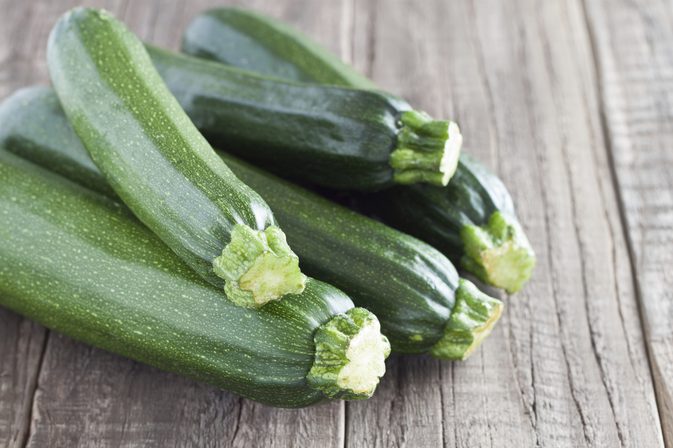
[430,279,503,360]
[307,308,391,400]
[460,211,536,293]
[213,224,307,308]
[390,110,462,186]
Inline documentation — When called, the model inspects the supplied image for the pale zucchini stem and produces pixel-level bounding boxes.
[390,110,463,187]
[460,211,536,293]
[430,279,503,360]
[307,308,391,400]
[213,224,306,308]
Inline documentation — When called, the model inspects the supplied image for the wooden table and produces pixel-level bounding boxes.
[1,0,671,446]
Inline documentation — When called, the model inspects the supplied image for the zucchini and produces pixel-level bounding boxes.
[0,86,503,359]
[145,46,462,190]
[0,149,391,407]
[47,8,306,308]
[181,8,536,292]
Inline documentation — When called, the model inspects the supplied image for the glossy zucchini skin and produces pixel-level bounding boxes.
[181,8,535,292]
[0,86,502,356]
[47,8,307,308]
[0,149,355,408]
[146,46,460,190]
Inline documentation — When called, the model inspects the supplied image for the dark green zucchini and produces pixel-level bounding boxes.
[371,160,535,293]
[47,8,306,308]
[144,45,462,190]
[0,86,502,359]
[0,149,391,407]
[181,8,535,292]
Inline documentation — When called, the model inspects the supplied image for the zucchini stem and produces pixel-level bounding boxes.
[390,110,462,187]
[460,211,536,293]
[213,224,306,308]
[307,308,391,400]
[430,279,503,360]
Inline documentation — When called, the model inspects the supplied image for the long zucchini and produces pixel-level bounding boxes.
[47,8,306,308]
[146,45,462,190]
[0,149,390,407]
[0,86,502,359]
[181,8,535,292]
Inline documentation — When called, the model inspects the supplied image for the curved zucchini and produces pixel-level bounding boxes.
[47,8,306,308]
[0,86,502,359]
[0,150,390,407]
[181,8,535,292]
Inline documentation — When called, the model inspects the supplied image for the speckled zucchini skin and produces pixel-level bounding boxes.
[47,8,286,294]
[145,46,461,191]
[181,8,535,291]
[0,86,465,354]
[0,150,354,408]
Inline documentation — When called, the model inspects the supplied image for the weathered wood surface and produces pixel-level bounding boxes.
[583,0,673,445]
[0,0,670,446]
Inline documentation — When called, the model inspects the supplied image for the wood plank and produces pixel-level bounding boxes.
[464,0,662,445]
[583,0,673,444]
[25,334,239,448]
[346,355,444,448]
[465,0,662,445]
[349,0,664,446]
[0,314,45,448]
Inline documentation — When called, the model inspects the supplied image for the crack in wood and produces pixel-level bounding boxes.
[18,330,49,448]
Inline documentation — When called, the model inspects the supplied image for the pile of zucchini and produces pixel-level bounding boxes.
[0,7,535,408]
[181,8,536,293]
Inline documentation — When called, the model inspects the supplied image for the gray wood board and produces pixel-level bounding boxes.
[0,0,668,446]
[584,0,673,445]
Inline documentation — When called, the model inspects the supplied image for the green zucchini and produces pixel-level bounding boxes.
[181,8,535,292]
[47,8,306,308]
[0,86,502,359]
[0,149,390,407]
[144,45,462,190]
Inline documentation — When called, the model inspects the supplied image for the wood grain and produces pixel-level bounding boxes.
[583,0,673,445]
[467,0,662,444]
[0,314,45,448]
[349,0,664,446]
[0,0,670,446]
